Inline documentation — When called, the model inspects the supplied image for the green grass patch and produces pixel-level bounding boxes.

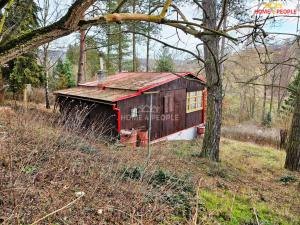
[199,190,296,225]
[221,139,286,172]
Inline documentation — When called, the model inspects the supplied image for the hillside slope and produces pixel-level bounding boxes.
[0,108,299,224]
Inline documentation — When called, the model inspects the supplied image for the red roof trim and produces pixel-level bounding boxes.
[112,72,205,102]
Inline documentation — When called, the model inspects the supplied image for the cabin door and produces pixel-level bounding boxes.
[161,89,186,137]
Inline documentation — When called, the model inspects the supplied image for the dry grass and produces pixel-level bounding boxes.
[222,123,281,148]
[0,108,194,224]
[0,107,299,224]
[4,88,56,106]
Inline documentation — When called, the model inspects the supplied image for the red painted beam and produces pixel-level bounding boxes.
[112,104,121,133]
[112,72,205,102]
[202,88,207,124]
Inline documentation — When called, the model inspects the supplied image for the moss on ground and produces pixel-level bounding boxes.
[200,190,297,225]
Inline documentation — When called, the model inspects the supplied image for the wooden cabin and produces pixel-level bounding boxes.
[55,72,207,141]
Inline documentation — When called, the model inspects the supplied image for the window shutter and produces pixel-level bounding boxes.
[164,96,169,114]
[164,94,174,113]
[169,94,174,113]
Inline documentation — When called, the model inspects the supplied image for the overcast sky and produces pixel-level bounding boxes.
[46,0,300,60]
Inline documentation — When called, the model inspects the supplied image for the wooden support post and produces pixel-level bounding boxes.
[23,84,31,109]
[23,85,28,109]
[144,91,159,163]
[147,93,153,162]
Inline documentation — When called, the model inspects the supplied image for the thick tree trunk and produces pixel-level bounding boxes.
[201,84,222,161]
[77,29,86,85]
[0,0,96,65]
[285,86,300,171]
[201,0,222,162]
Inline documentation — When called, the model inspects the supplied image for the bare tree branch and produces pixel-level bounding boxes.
[236,81,291,91]
[113,0,128,13]
[123,30,205,63]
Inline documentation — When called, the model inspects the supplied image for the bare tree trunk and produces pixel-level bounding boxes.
[107,26,111,74]
[43,44,50,109]
[146,25,150,72]
[106,0,112,75]
[262,82,267,123]
[277,73,282,112]
[118,24,122,73]
[269,70,275,115]
[77,29,86,85]
[285,86,300,171]
[239,92,244,122]
[251,85,256,119]
[219,5,227,77]
[40,0,51,109]
[146,0,150,72]
[201,0,222,162]
[132,0,137,72]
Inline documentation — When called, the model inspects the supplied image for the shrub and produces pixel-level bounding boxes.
[120,167,196,220]
[150,170,195,219]
[279,175,297,185]
[121,166,143,180]
[262,112,272,127]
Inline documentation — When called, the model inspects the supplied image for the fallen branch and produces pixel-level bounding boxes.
[192,179,202,225]
[31,194,84,225]
[253,207,260,225]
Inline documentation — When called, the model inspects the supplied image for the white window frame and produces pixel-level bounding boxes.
[131,107,138,118]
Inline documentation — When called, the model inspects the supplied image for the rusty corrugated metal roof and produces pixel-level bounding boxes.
[80,72,205,90]
[55,72,205,103]
[55,86,136,102]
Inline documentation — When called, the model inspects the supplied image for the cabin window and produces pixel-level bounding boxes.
[131,108,138,118]
[186,91,202,113]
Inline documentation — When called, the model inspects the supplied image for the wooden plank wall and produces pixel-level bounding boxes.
[118,77,205,140]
